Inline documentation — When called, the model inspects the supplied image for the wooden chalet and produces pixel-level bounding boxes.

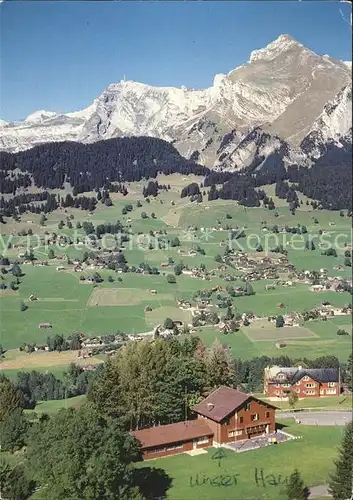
[131,387,277,459]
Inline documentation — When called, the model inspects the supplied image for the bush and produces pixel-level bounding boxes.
[164,318,174,329]
[337,329,349,336]
[276,315,285,328]
[20,301,28,312]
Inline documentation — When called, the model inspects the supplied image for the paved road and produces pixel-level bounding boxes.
[279,411,352,426]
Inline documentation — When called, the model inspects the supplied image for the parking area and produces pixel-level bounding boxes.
[279,411,352,426]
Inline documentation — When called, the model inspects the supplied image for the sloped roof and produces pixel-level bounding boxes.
[292,368,339,384]
[270,367,339,384]
[131,419,213,449]
[193,386,277,423]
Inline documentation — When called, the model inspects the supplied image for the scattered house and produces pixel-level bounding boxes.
[132,387,277,459]
[150,289,157,295]
[264,366,340,398]
[144,306,153,312]
[81,364,99,372]
[283,312,300,327]
[34,344,49,352]
[160,263,169,268]
[265,284,276,291]
[39,322,52,329]
[333,265,344,271]
[275,342,286,349]
[311,284,324,292]
[56,266,65,271]
[29,294,37,301]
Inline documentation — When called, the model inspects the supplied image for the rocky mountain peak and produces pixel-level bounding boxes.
[248,33,309,63]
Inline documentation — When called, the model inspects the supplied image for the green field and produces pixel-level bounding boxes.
[189,314,352,360]
[136,421,344,500]
[1,175,351,365]
[273,395,352,411]
[25,395,86,414]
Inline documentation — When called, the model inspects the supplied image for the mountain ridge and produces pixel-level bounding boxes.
[0,34,351,172]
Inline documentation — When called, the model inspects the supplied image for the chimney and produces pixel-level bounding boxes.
[207,403,214,411]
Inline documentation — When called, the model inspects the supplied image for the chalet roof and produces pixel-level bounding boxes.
[269,367,339,384]
[193,387,276,423]
[131,419,213,449]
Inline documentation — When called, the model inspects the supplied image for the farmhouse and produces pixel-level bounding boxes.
[39,322,52,329]
[132,387,277,459]
[264,366,340,398]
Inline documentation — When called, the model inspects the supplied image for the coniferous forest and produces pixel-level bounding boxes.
[0,136,351,217]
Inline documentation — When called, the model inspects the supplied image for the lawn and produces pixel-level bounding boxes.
[25,395,87,414]
[145,305,192,327]
[136,422,344,500]
[273,395,352,411]
[0,349,104,371]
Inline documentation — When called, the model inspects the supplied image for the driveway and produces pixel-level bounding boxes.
[279,411,352,426]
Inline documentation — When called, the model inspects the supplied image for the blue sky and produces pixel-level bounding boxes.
[1,1,351,121]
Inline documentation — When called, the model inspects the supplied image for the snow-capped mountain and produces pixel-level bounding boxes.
[0,34,351,172]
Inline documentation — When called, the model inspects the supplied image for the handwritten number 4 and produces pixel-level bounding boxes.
[211,448,227,467]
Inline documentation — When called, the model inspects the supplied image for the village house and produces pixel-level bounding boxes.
[131,387,277,459]
[264,366,340,398]
[39,322,52,329]
[283,312,301,327]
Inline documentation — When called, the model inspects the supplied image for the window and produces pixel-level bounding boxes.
[251,414,259,421]
[303,376,310,381]
[283,383,291,387]
[195,437,209,445]
[149,447,167,454]
[225,417,230,425]
[296,381,301,385]
[166,444,184,451]
[305,390,316,395]
[265,411,270,418]
[239,416,244,424]
[326,388,336,394]
[305,383,316,388]
[328,382,336,387]
[228,430,243,437]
